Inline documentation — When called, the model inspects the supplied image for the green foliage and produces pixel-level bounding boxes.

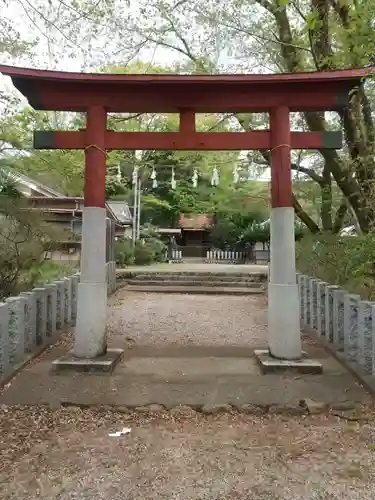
[115,226,167,267]
[241,222,270,245]
[25,261,76,289]
[134,241,154,266]
[296,234,375,300]
[115,238,135,267]
[0,194,74,299]
[210,211,264,249]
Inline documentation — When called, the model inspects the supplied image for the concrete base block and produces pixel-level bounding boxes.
[52,348,124,374]
[254,349,323,374]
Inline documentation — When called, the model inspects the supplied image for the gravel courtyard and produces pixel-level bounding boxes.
[1,289,374,499]
[107,289,268,347]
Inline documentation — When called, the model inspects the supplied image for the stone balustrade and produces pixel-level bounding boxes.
[297,273,375,378]
[205,250,246,263]
[167,249,183,263]
[0,261,117,382]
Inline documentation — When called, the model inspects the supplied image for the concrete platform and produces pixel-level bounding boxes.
[52,348,124,374]
[254,349,323,374]
[0,343,371,409]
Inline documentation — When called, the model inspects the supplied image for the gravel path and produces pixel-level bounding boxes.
[1,405,375,500]
[2,290,374,499]
[107,290,268,347]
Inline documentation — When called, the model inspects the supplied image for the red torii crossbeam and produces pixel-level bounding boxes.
[0,65,367,367]
[34,130,342,151]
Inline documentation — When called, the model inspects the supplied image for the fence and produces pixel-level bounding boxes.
[166,249,183,262]
[205,250,247,263]
[0,261,117,382]
[297,273,375,381]
[165,246,270,264]
[205,249,269,264]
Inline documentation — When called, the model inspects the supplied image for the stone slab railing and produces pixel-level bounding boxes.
[297,273,375,380]
[0,261,117,382]
[205,250,246,263]
[166,249,183,263]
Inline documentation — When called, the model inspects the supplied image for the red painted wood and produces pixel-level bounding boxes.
[84,106,107,208]
[0,65,367,83]
[20,80,352,112]
[42,130,330,151]
[270,106,292,208]
[179,110,196,133]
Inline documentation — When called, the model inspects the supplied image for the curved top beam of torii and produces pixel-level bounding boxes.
[0,65,369,113]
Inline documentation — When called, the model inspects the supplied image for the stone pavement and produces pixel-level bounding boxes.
[117,262,268,274]
[0,287,372,410]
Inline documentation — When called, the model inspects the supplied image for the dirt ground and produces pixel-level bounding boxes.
[1,404,375,500]
[1,289,375,499]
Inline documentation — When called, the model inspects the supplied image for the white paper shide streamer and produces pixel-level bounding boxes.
[233,165,239,184]
[171,167,176,189]
[132,166,138,185]
[150,167,158,188]
[211,167,220,186]
[247,166,253,181]
[116,164,122,182]
[192,169,198,188]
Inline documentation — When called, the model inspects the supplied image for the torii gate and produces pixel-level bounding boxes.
[0,65,367,369]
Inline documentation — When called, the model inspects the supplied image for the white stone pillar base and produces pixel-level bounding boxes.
[268,206,301,360]
[268,283,301,360]
[73,206,107,358]
[73,282,107,358]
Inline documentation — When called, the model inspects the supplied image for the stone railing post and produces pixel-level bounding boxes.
[309,278,320,330]
[45,284,58,340]
[296,273,303,326]
[316,281,328,336]
[6,296,26,365]
[33,287,47,346]
[20,291,37,353]
[332,288,347,351]
[111,262,116,294]
[63,277,72,325]
[0,302,10,377]
[324,285,340,343]
[357,300,374,374]
[55,280,66,329]
[343,294,360,362]
[302,275,310,327]
[70,274,80,325]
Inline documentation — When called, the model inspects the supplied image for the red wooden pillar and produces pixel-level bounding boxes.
[84,105,107,208]
[270,106,292,210]
[268,106,301,360]
[74,105,109,358]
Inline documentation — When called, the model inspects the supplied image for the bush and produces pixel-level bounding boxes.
[296,233,375,300]
[143,236,167,262]
[115,227,167,267]
[134,241,154,265]
[115,237,134,266]
[0,196,66,299]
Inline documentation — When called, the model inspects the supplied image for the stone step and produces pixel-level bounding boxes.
[125,279,264,288]
[125,285,263,295]
[129,274,265,283]
[118,270,267,278]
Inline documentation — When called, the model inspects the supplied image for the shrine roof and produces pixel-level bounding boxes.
[0,65,368,84]
[0,65,370,113]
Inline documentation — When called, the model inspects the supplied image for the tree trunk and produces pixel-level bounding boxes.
[293,194,320,233]
[320,162,333,231]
